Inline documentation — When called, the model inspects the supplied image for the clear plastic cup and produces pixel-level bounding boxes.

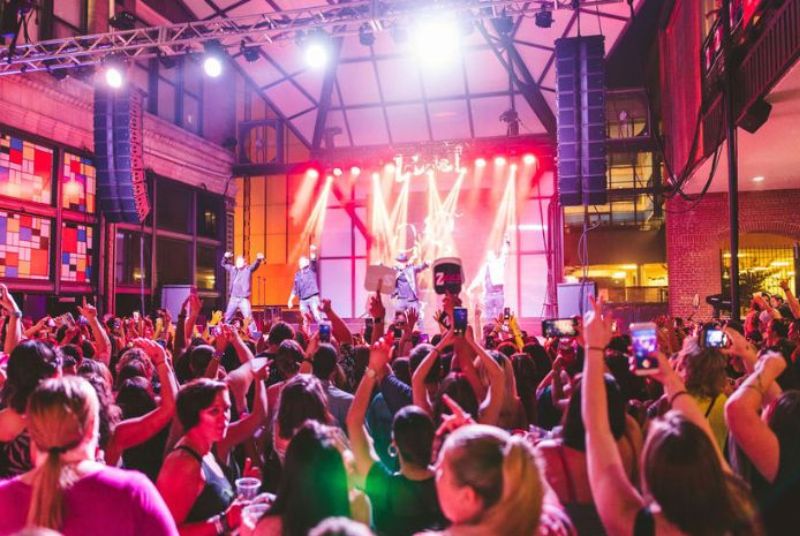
[235,477,261,501]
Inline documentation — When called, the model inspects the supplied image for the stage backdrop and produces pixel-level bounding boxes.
[234,161,555,322]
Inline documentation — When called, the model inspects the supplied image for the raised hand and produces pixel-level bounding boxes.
[582,295,612,350]
[77,296,97,320]
[319,298,333,316]
[256,252,265,261]
[224,251,233,259]
[435,394,476,437]
[369,279,386,319]
[406,307,419,332]
[132,338,167,366]
[188,294,202,318]
[0,284,19,313]
[368,333,394,371]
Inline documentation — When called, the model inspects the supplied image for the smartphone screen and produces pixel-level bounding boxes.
[453,307,468,335]
[631,322,658,375]
[319,322,332,343]
[419,333,430,344]
[703,328,728,349]
[541,318,578,338]
[364,318,374,343]
[503,307,511,320]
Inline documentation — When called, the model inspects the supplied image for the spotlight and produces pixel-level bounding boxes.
[351,166,361,176]
[240,40,260,63]
[384,163,396,174]
[535,6,554,29]
[494,9,514,36]
[103,56,126,89]
[203,40,224,78]
[157,51,176,70]
[306,168,320,180]
[108,10,136,31]
[523,154,536,165]
[412,19,460,66]
[359,23,375,47]
[333,168,343,177]
[494,156,507,166]
[304,41,329,70]
[475,158,487,168]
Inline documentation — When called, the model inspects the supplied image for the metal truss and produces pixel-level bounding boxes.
[0,0,623,76]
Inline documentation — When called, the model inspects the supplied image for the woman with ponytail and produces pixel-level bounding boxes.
[431,423,564,535]
[0,376,177,535]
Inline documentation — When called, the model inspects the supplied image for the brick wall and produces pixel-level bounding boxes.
[667,189,800,318]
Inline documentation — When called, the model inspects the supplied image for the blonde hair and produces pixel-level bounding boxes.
[25,376,99,530]
[442,424,543,536]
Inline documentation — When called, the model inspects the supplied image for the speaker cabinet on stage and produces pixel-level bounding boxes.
[94,87,150,223]
[555,36,607,207]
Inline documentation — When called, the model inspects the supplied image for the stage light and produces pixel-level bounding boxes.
[384,162,396,174]
[412,18,460,66]
[304,33,331,70]
[359,23,375,47]
[326,175,334,183]
[372,172,380,181]
[241,40,260,63]
[752,175,765,182]
[203,41,225,78]
[351,166,361,176]
[494,9,514,36]
[494,156,507,166]
[523,154,536,165]
[475,158,487,168]
[104,64,124,89]
[306,168,320,180]
[333,168,343,177]
[535,6,554,28]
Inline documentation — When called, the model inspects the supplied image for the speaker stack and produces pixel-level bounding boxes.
[555,36,607,207]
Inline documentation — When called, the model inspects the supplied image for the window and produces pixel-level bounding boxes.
[156,237,192,285]
[0,134,53,205]
[0,211,51,280]
[115,231,151,286]
[156,179,192,234]
[61,152,96,213]
[196,244,217,290]
[197,192,222,239]
[61,223,93,282]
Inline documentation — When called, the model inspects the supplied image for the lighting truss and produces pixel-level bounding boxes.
[0,0,624,76]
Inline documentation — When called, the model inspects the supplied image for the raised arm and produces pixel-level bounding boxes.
[249,252,265,272]
[465,326,505,425]
[106,338,178,466]
[779,279,800,319]
[218,361,269,459]
[368,280,387,345]
[413,331,453,414]
[320,299,353,346]
[347,339,392,479]
[0,285,23,354]
[725,352,785,483]
[221,251,233,271]
[78,297,111,365]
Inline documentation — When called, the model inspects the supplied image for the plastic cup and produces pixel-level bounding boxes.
[235,477,261,501]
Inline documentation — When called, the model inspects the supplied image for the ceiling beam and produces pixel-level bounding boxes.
[311,36,344,151]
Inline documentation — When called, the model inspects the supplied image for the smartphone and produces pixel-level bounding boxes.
[364,318,374,343]
[392,326,403,339]
[46,318,56,329]
[419,333,430,344]
[702,327,729,349]
[630,322,659,376]
[211,325,222,337]
[503,307,511,321]
[541,318,578,338]
[132,311,140,322]
[319,322,332,343]
[453,307,468,335]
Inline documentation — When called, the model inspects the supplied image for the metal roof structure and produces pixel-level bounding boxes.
[179,0,642,149]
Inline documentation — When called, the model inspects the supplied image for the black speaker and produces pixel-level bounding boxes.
[94,87,150,223]
[555,36,607,206]
[740,98,772,134]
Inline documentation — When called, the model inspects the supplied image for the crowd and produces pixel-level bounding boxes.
[0,279,799,536]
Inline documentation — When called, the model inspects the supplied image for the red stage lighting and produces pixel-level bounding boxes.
[306,168,320,179]
[494,156,507,166]
[523,154,536,165]
[351,166,361,176]
[333,167,343,176]
[475,158,487,168]
[384,162,396,174]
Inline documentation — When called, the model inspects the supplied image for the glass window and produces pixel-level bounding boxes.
[197,192,222,239]
[156,179,192,234]
[115,231,151,286]
[0,210,51,280]
[61,223,94,283]
[0,134,53,205]
[183,60,202,95]
[61,152,96,213]
[183,95,200,134]
[156,237,191,285]
[157,81,177,124]
[196,244,218,290]
[131,63,150,99]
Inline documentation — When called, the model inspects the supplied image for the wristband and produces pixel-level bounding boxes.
[586,346,605,353]
[374,317,385,323]
[669,390,691,407]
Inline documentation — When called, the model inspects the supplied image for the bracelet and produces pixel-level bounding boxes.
[669,390,691,407]
[586,346,605,353]
[374,317,385,323]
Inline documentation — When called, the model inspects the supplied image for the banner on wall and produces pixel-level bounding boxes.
[94,87,150,223]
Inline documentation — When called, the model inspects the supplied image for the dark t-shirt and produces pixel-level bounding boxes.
[750,441,800,536]
[365,462,445,536]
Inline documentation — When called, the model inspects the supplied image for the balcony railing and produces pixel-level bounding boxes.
[606,286,669,304]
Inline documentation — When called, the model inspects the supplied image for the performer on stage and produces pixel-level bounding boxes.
[392,251,429,318]
[221,251,264,323]
[288,244,323,323]
[470,235,510,321]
